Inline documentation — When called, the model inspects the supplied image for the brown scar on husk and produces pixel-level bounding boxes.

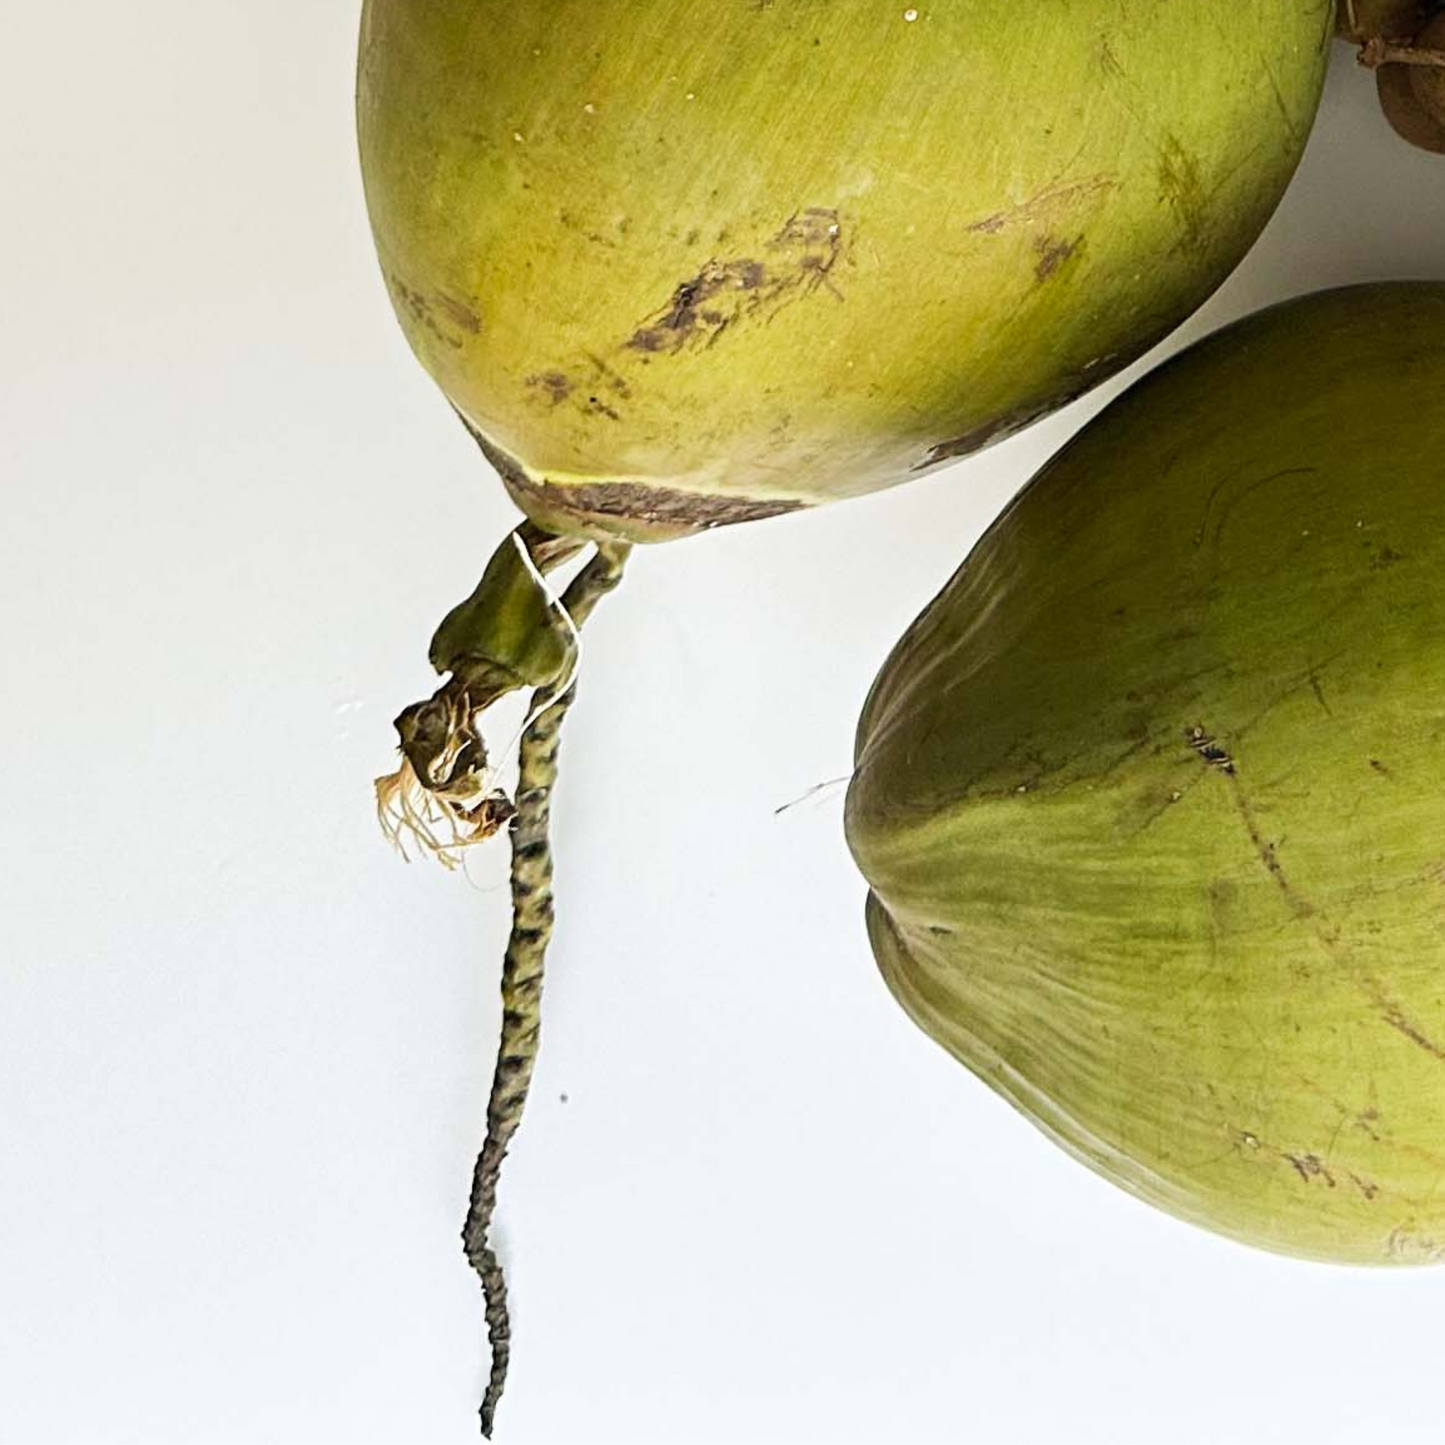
[1355,1107,1384,1142]
[582,352,633,399]
[915,402,1056,470]
[460,417,805,540]
[525,352,632,417]
[1034,234,1081,281]
[966,175,1118,234]
[1189,726,1319,923]
[525,371,573,405]
[1228,773,1307,916]
[624,260,762,354]
[1349,1172,1382,1201]
[1367,987,1445,1062]
[917,348,1132,473]
[506,472,804,533]
[1156,134,1209,256]
[387,273,471,350]
[625,207,844,355]
[583,393,622,422]
[435,293,483,334]
[1234,1130,1365,1195]
[1285,1152,1337,1187]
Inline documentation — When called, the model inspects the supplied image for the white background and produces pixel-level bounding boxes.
[5,7,1445,1443]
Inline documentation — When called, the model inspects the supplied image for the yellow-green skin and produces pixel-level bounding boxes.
[357,0,1332,542]
[847,284,1445,1265]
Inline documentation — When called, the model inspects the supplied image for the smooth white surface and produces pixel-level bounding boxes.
[4,9,1445,1443]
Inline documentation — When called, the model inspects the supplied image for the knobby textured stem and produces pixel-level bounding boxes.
[461,540,630,1438]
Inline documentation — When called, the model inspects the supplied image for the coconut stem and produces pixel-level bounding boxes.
[462,540,630,1438]
[376,523,600,866]
[1360,36,1445,66]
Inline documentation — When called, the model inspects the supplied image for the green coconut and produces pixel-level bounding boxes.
[358,0,1332,544]
[356,4,1335,1430]
[847,282,1445,1266]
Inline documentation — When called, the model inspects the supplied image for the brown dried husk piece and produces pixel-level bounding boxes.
[1375,13,1445,153]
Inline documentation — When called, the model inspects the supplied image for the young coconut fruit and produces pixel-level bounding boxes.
[359,1,1332,542]
[847,282,1445,1266]
[356,1,1331,1430]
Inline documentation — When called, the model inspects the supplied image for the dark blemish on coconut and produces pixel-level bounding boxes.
[917,404,1054,470]
[625,260,766,352]
[527,352,632,416]
[435,294,482,334]
[966,175,1119,235]
[1286,1153,1337,1187]
[463,419,806,537]
[1369,989,1445,1062]
[583,351,633,399]
[1189,728,1312,913]
[526,371,573,405]
[525,475,803,532]
[625,209,843,355]
[1349,1173,1381,1201]
[920,351,1125,471]
[559,208,620,248]
[1156,134,1208,255]
[773,206,842,254]
[387,274,469,349]
[1034,234,1081,281]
